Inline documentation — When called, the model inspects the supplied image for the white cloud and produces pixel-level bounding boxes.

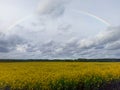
[16,44,28,52]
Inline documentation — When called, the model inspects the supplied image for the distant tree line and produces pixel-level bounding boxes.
[0,58,120,62]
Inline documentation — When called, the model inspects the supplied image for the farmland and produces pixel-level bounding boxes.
[0,61,120,90]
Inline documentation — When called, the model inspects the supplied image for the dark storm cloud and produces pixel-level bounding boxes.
[0,33,25,53]
[0,47,9,53]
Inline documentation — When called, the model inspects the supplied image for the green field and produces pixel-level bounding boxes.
[0,62,120,90]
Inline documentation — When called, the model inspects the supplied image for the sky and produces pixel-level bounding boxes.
[0,0,120,59]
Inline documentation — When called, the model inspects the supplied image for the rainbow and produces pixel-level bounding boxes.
[7,10,111,31]
[71,9,111,26]
[7,14,34,31]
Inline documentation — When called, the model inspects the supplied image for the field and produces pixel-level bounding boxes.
[0,61,120,90]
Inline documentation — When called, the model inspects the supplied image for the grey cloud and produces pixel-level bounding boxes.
[37,0,71,17]
[77,26,120,50]
[49,26,120,59]
[74,26,120,58]
[7,26,120,58]
[0,33,26,53]
[0,47,9,53]
[40,40,59,55]
[15,25,24,30]
[96,26,120,45]
[1,12,120,59]
[58,24,72,32]
[105,41,120,50]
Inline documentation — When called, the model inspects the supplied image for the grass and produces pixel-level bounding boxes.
[0,61,120,90]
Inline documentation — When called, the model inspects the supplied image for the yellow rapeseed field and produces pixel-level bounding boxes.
[0,62,120,90]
